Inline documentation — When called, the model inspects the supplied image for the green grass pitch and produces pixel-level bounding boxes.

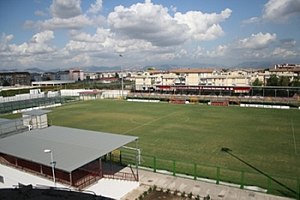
[47,100,300,180]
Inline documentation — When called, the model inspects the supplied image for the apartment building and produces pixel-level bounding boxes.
[210,70,251,86]
[133,66,300,91]
[69,69,84,81]
[0,72,31,86]
[267,68,300,81]
[170,69,214,86]
[134,68,253,90]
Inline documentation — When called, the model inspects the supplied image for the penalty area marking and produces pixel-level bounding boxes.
[123,111,178,134]
[291,119,298,155]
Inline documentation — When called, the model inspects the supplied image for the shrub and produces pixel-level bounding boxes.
[181,191,186,197]
[143,191,148,196]
[153,185,157,191]
[174,189,179,195]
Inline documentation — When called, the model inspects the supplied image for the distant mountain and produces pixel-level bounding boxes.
[235,61,275,69]
[25,67,45,73]
[2,61,277,73]
[143,62,226,71]
[84,66,121,72]
[0,68,18,72]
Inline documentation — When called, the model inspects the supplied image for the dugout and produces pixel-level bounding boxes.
[0,116,139,189]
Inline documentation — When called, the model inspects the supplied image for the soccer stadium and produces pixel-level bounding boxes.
[1,94,299,199]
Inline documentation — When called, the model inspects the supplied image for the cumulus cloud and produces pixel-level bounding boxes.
[88,0,103,14]
[193,45,228,58]
[8,0,299,69]
[15,31,55,55]
[0,33,14,51]
[170,5,177,13]
[66,27,172,56]
[209,45,228,57]
[31,30,54,43]
[243,0,300,24]
[238,32,276,49]
[1,33,14,44]
[27,0,103,30]
[193,32,298,61]
[50,0,82,19]
[175,8,232,40]
[280,39,297,48]
[37,15,92,30]
[263,0,300,22]
[242,17,260,25]
[108,1,231,47]
[108,1,189,47]
[272,47,298,57]
[0,31,55,57]
[0,31,59,68]
[70,28,110,43]
[34,10,47,17]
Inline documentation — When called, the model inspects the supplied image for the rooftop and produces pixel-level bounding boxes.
[0,126,137,172]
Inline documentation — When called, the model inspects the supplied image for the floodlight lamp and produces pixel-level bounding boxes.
[221,147,232,152]
[44,149,51,153]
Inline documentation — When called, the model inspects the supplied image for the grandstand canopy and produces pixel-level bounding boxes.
[0,126,138,172]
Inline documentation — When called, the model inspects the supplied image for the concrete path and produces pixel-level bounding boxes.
[121,168,293,200]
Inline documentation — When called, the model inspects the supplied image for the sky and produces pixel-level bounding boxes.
[0,0,300,71]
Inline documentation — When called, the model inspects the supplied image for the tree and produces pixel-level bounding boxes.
[290,76,300,87]
[252,78,263,86]
[147,67,156,71]
[2,80,11,86]
[266,74,279,86]
[279,76,290,86]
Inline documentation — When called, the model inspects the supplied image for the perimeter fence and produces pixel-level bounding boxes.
[0,96,79,114]
[118,150,300,199]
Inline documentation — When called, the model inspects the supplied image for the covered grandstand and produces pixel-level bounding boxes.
[0,112,139,189]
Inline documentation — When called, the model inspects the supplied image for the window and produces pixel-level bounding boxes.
[0,175,4,183]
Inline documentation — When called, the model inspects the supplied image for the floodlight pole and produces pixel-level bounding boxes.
[121,72,124,99]
[119,54,124,99]
[44,149,56,187]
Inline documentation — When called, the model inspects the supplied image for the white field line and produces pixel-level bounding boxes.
[291,119,298,155]
[123,111,178,134]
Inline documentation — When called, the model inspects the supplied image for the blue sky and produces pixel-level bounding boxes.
[0,0,300,70]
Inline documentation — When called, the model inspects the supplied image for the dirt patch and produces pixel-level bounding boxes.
[143,190,192,200]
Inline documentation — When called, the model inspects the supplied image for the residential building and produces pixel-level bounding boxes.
[84,72,99,80]
[210,70,251,86]
[274,63,300,69]
[268,68,300,82]
[69,69,84,81]
[0,72,31,86]
[170,69,214,86]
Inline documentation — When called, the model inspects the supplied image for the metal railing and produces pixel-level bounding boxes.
[120,152,300,199]
[103,171,137,182]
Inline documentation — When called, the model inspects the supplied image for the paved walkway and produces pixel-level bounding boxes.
[121,168,293,200]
